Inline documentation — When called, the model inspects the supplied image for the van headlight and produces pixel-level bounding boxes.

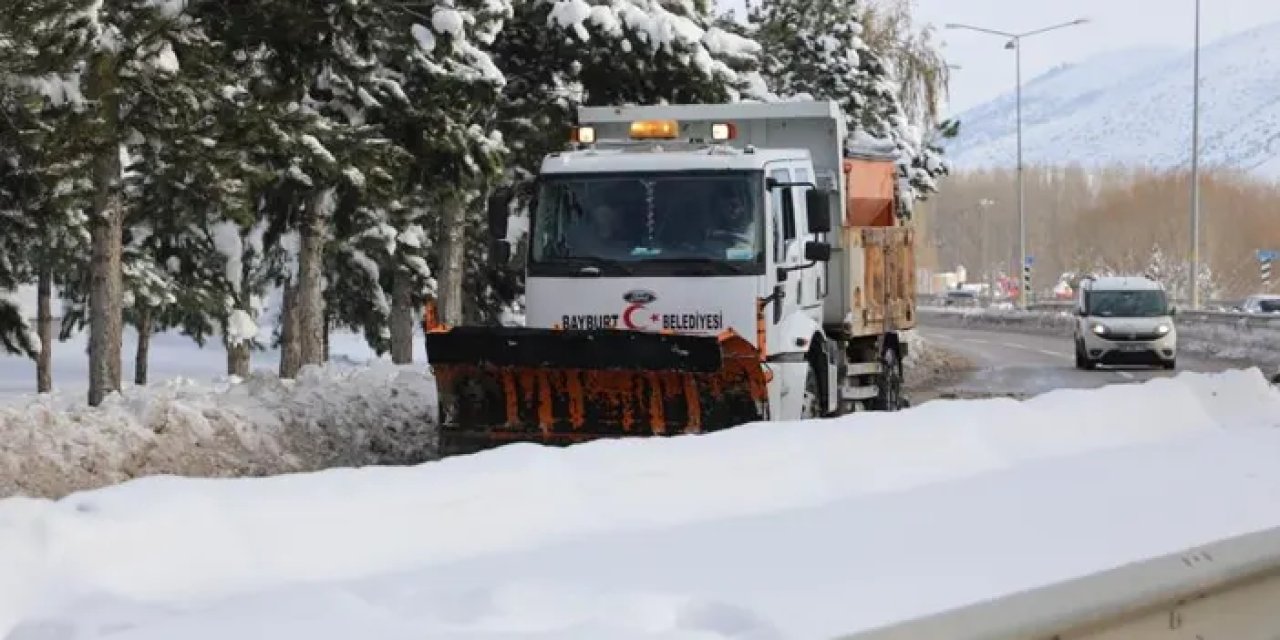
[1091,323,1107,335]
[1156,324,1171,335]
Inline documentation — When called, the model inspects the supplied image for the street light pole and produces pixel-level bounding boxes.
[1016,39,1024,307]
[1190,0,1202,308]
[946,18,1089,309]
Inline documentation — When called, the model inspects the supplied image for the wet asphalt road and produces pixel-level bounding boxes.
[914,325,1250,402]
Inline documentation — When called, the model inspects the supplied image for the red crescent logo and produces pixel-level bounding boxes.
[622,302,647,329]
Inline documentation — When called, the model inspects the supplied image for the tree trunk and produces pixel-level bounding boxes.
[134,307,152,385]
[437,194,467,326]
[322,312,330,362]
[227,339,250,377]
[279,283,301,378]
[36,263,52,393]
[389,267,414,364]
[86,52,123,407]
[295,194,328,369]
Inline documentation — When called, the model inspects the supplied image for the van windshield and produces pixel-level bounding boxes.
[1086,290,1169,317]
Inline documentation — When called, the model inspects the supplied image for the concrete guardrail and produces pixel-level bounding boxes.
[838,524,1280,640]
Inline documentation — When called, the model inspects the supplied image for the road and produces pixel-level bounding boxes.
[914,325,1248,402]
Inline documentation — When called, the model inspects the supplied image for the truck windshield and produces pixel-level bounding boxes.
[529,171,763,276]
[1086,290,1169,317]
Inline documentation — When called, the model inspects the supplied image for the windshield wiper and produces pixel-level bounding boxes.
[552,256,634,276]
[645,257,748,275]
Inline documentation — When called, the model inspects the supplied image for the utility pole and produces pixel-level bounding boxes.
[946,18,1089,308]
[1189,0,1202,308]
[979,198,994,300]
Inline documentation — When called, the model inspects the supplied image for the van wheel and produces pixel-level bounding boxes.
[1162,359,1176,370]
[1075,340,1096,370]
[800,366,822,420]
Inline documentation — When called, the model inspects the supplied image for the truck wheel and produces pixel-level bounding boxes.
[872,345,904,411]
[800,366,822,420]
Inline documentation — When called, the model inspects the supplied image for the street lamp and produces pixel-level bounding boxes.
[1189,0,1202,308]
[946,18,1089,308]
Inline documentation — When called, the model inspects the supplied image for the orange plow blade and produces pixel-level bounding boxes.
[424,326,769,455]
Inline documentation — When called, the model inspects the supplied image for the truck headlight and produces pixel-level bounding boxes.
[1091,323,1107,335]
[1156,324,1171,335]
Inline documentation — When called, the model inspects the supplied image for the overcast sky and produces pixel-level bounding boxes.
[915,0,1280,115]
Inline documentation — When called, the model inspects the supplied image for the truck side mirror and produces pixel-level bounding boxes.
[492,240,511,267]
[804,240,831,262]
[805,189,832,233]
[486,188,511,241]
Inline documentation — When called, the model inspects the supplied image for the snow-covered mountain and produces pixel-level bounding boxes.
[944,21,1280,180]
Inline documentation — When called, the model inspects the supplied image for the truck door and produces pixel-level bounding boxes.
[793,166,824,320]
[767,166,803,339]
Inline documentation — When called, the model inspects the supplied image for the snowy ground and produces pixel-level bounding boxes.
[0,323,961,499]
[2,368,1279,639]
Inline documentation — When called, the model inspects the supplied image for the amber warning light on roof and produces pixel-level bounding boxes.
[570,120,736,143]
[629,119,679,139]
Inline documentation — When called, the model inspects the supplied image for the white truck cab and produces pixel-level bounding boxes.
[427,100,916,454]
[1073,276,1177,370]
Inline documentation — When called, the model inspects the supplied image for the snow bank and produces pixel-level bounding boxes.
[2,368,1278,637]
[918,304,1280,369]
[0,362,437,500]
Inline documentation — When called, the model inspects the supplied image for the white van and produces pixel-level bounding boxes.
[1073,276,1177,370]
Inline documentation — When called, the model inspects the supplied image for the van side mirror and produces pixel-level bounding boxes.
[1075,308,1087,317]
[1169,306,1177,317]
[805,189,832,233]
[804,240,831,262]
[486,188,511,241]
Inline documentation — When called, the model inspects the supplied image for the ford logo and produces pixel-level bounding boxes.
[623,289,657,304]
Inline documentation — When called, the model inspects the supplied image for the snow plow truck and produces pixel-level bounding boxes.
[424,100,917,455]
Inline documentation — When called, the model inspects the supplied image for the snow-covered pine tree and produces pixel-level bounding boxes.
[750,0,950,216]
[476,0,770,320]
[496,0,767,178]
[3,0,238,404]
[317,0,514,357]
[0,88,52,361]
[0,8,96,388]
[200,0,435,377]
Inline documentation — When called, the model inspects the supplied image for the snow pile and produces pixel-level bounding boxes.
[2,368,1279,638]
[901,328,969,392]
[0,362,437,499]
